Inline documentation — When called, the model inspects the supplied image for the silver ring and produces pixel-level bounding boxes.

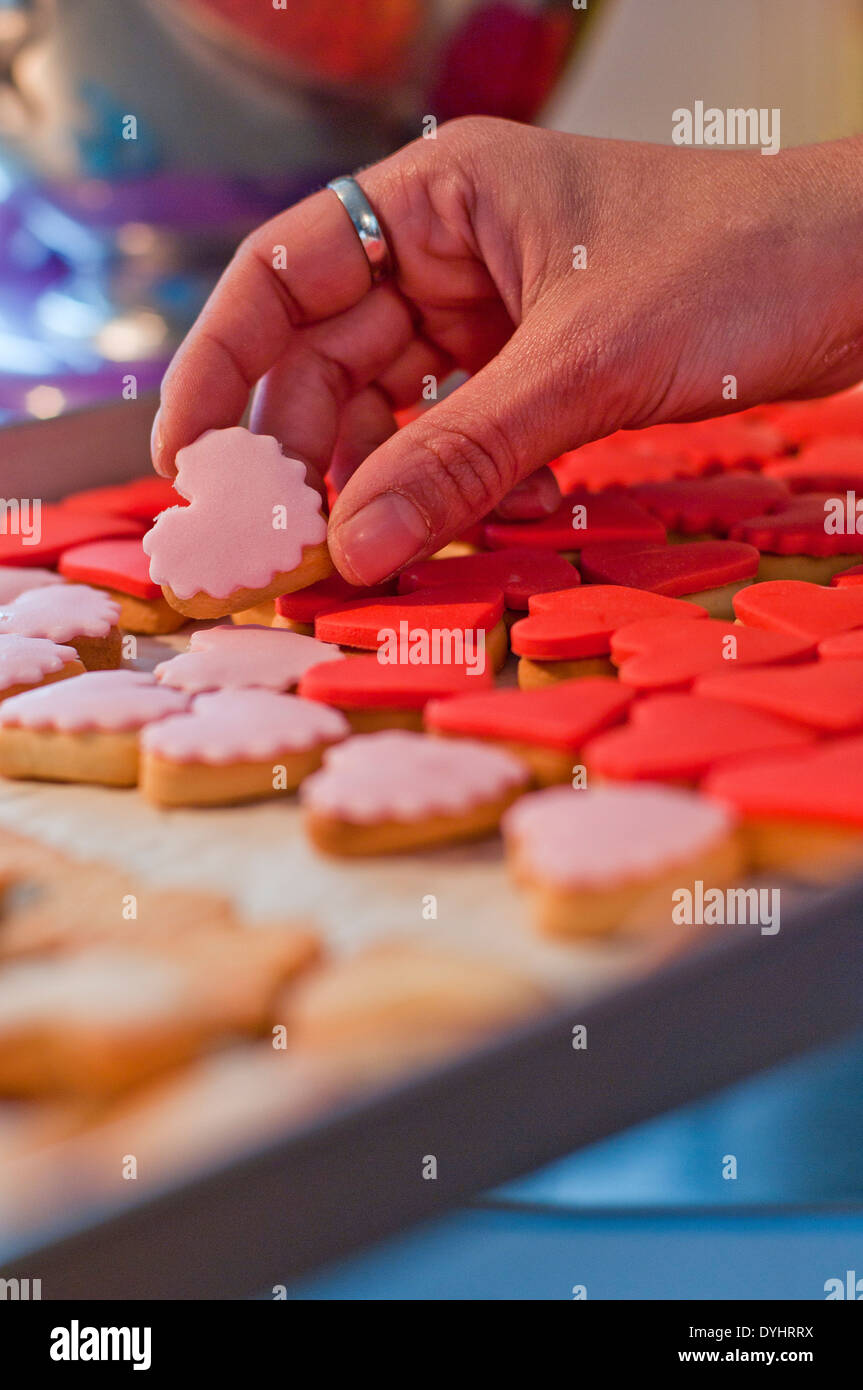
[327,175,393,285]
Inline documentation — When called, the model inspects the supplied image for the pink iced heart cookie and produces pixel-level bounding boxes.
[140,688,350,807]
[154,625,341,694]
[0,568,64,605]
[301,730,530,855]
[0,670,190,787]
[0,635,85,701]
[502,784,740,937]
[142,427,332,618]
[0,585,122,670]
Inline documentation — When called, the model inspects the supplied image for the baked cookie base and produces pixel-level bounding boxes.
[306,788,524,856]
[161,541,334,618]
[231,600,278,627]
[510,835,744,938]
[517,654,616,688]
[107,588,187,636]
[272,616,314,635]
[0,727,140,786]
[72,626,123,670]
[681,579,753,619]
[0,659,86,704]
[343,708,425,733]
[755,553,863,584]
[741,815,863,880]
[140,745,331,807]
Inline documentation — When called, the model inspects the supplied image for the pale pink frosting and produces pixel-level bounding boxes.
[502,785,734,889]
[142,427,327,600]
[141,688,349,765]
[0,584,120,641]
[0,669,190,733]
[0,568,64,604]
[0,635,80,691]
[154,625,341,693]
[301,730,528,823]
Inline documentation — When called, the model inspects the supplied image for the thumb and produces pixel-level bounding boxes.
[328,325,596,586]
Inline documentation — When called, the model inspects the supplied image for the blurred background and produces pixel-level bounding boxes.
[1,0,862,1296]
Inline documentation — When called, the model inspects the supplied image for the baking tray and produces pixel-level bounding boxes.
[0,402,861,1297]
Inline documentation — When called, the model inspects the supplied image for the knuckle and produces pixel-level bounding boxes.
[416,414,518,518]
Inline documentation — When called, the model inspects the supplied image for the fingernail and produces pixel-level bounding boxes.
[150,409,170,478]
[336,493,430,585]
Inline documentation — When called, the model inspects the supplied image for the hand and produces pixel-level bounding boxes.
[152,118,863,585]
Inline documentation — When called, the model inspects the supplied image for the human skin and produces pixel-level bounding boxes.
[152,117,863,586]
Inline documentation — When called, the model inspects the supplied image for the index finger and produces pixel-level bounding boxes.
[153,184,391,476]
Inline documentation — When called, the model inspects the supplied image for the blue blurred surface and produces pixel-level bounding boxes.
[284,1031,863,1299]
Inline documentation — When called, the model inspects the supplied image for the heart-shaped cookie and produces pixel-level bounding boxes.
[704,737,863,826]
[579,539,759,594]
[584,693,813,782]
[300,654,493,709]
[0,585,122,669]
[59,539,160,600]
[763,390,863,446]
[695,659,863,732]
[143,427,332,617]
[397,547,580,610]
[734,580,863,641]
[831,564,863,589]
[426,676,633,750]
[482,488,665,551]
[154,625,341,694]
[610,617,814,691]
[316,584,504,649]
[0,506,143,567]
[551,430,705,492]
[511,585,706,660]
[62,476,182,522]
[729,493,860,555]
[0,568,63,604]
[764,438,863,493]
[818,628,863,661]
[659,414,785,468]
[630,472,790,536]
[274,574,396,628]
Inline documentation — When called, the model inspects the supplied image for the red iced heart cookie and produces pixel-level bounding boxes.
[610,617,814,691]
[397,548,580,610]
[0,507,143,567]
[585,693,813,782]
[704,737,863,826]
[659,414,785,469]
[695,660,863,733]
[831,564,863,588]
[817,629,863,661]
[764,438,863,493]
[275,574,397,626]
[61,476,182,522]
[734,580,863,641]
[579,539,759,594]
[511,585,706,660]
[482,489,665,551]
[551,430,706,492]
[762,389,863,446]
[299,656,493,709]
[143,427,331,617]
[316,584,505,649]
[630,472,790,536]
[729,493,856,555]
[425,677,633,749]
[59,539,159,600]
